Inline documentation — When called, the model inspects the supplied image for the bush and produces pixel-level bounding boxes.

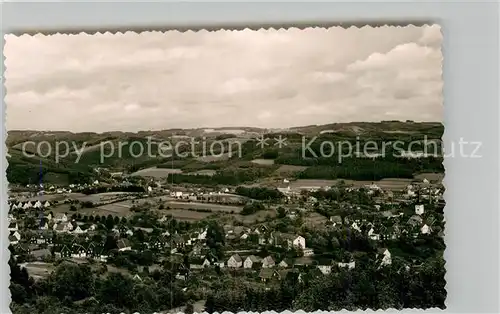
[241,202,265,215]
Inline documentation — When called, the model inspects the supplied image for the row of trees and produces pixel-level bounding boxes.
[10,254,445,314]
[205,255,446,312]
[235,186,284,201]
[168,166,276,186]
[10,258,188,314]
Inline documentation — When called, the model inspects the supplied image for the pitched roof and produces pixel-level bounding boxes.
[230,254,242,263]
[259,268,274,279]
[262,255,275,264]
[330,216,342,223]
[117,238,131,249]
[377,248,389,254]
[246,255,262,263]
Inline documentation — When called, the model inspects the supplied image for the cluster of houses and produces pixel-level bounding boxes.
[7,173,444,289]
[9,200,52,210]
[327,203,442,242]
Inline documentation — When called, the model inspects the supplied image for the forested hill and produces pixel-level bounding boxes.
[6,121,444,186]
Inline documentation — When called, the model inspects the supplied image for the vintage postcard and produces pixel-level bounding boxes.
[4,25,445,314]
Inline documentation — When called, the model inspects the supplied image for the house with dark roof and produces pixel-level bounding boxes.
[259,268,281,282]
[9,231,21,245]
[8,222,18,232]
[117,238,132,251]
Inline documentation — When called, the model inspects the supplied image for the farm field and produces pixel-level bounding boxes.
[163,201,243,213]
[201,193,248,203]
[23,193,69,202]
[157,209,212,221]
[288,179,339,189]
[195,152,232,162]
[288,178,415,191]
[130,167,183,178]
[185,169,217,176]
[273,164,309,175]
[73,192,133,203]
[19,262,54,281]
[414,172,444,183]
[251,159,275,165]
[94,202,134,217]
[234,209,277,224]
[303,212,329,226]
[48,199,134,218]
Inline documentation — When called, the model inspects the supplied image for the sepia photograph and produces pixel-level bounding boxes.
[5,25,445,314]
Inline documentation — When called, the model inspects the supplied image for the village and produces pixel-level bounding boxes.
[8,171,445,307]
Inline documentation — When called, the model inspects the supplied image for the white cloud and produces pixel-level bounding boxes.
[4,25,443,132]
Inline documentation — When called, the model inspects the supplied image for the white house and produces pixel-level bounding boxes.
[338,261,356,270]
[71,245,87,259]
[378,249,392,266]
[72,226,86,234]
[34,200,42,209]
[368,183,381,191]
[202,258,211,268]
[291,235,306,249]
[53,222,73,233]
[40,221,49,230]
[281,234,306,249]
[368,227,380,241]
[351,222,361,232]
[171,191,183,198]
[198,229,207,240]
[318,265,332,275]
[415,204,425,215]
[227,254,243,268]
[421,224,432,235]
[244,255,261,269]
[278,260,289,268]
[44,201,51,208]
[261,256,275,268]
[303,248,315,256]
[54,213,68,223]
[330,215,343,226]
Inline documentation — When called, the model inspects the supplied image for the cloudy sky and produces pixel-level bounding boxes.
[5,25,442,132]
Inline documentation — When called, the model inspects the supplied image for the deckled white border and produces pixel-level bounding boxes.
[1,1,499,314]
